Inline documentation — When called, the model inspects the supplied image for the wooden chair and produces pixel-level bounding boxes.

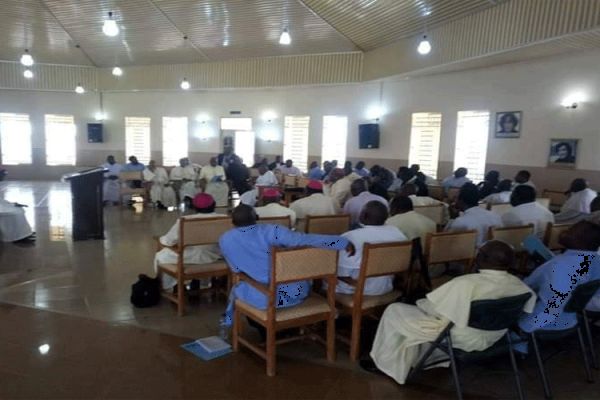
[256,215,292,228]
[536,198,551,209]
[283,174,297,187]
[305,214,351,235]
[428,185,445,201]
[542,189,567,212]
[446,187,461,203]
[413,204,445,228]
[297,176,310,188]
[335,241,413,361]
[119,171,146,203]
[488,224,535,272]
[543,222,573,251]
[489,203,513,216]
[156,216,233,316]
[423,230,478,288]
[232,247,338,377]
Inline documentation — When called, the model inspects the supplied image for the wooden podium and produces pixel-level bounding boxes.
[63,168,105,241]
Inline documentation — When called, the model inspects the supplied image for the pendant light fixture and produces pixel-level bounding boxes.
[75,84,85,94]
[103,12,119,37]
[23,69,34,79]
[112,66,123,76]
[279,28,291,45]
[417,35,432,55]
[20,49,34,66]
[180,78,190,90]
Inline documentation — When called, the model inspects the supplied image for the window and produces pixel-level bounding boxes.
[283,116,310,172]
[454,111,490,182]
[162,117,188,166]
[45,114,76,165]
[125,117,151,165]
[0,113,32,165]
[234,131,255,166]
[321,115,347,164]
[408,112,442,179]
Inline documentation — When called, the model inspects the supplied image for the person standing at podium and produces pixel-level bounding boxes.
[101,155,122,205]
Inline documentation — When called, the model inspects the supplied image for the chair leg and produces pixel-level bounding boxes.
[445,333,463,400]
[583,313,598,370]
[350,313,363,361]
[232,308,239,352]
[531,332,552,399]
[506,333,525,400]
[327,315,336,362]
[576,326,594,383]
[177,276,185,317]
[266,325,276,377]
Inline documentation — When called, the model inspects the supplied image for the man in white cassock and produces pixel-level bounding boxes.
[154,193,224,290]
[367,241,536,385]
[199,157,229,207]
[101,155,122,205]
[169,157,199,203]
[0,199,34,242]
[143,160,176,209]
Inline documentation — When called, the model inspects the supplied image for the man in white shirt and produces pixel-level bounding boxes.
[277,159,302,176]
[502,185,555,238]
[386,196,436,245]
[154,193,223,290]
[561,178,597,214]
[199,157,228,207]
[513,170,536,190]
[143,160,177,209]
[441,168,471,191]
[290,180,339,231]
[366,241,536,385]
[101,155,122,205]
[343,179,388,228]
[169,157,199,203]
[336,201,407,296]
[254,188,297,227]
[445,183,503,245]
[0,199,34,242]
[482,179,513,205]
[327,168,362,209]
[255,164,279,187]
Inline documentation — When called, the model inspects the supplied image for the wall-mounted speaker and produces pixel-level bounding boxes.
[358,123,380,149]
[87,123,103,143]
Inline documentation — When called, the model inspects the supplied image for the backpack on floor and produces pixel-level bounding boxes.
[130,274,161,308]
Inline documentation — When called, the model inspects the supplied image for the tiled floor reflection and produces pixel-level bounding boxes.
[1,181,600,399]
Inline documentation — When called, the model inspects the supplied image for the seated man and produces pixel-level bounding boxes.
[255,164,279,187]
[220,204,354,324]
[0,199,34,242]
[586,196,600,225]
[482,179,513,204]
[343,179,388,228]
[560,178,597,215]
[336,201,407,296]
[276,159,301,176]
[290,180,339,230]
[308,161,325,180]
[519,221,600,333]
[441,167,471,191]
[367,241,536,385]
[502,185,554,238]
[445,183,502,246]
[199,157,228,207]
[354,161,370,178]
[513,170,535,190]
[254,188,297,227]
[477,170,500,200]
[101,155,122,205]
[170,157,199,203]
[327,168,361,209]
[143,160,176,209]
[386,196,436,245]
[154,193,223,290]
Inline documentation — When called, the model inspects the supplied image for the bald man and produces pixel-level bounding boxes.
[367,241,536,385]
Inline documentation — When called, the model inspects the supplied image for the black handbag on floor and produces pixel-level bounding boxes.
[130,274,161,308]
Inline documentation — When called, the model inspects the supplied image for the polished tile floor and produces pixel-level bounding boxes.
[1,181,599,399]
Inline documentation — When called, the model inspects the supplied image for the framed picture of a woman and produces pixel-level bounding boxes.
[548,139,578,169]
[495,111,521,138]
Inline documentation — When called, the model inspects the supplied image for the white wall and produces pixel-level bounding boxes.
[1,49,599,187]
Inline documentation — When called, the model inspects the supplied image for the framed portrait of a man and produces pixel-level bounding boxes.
[495,111,522,138]
[548,139,578,169]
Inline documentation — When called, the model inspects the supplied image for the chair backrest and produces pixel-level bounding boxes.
[305,214,350,235]
[468,293,532,331]
[536,198,550,209]
[427,185,445,201]
[119,171,143,181]
[544,222,573,251]
[489,203,513,216]
[179,216,233,248]
[283,175,297,187]
[297,176,310,189]
[446,187,461,203]
[542,189,568,208]
[413,204,445,226]
[425,230,477,265]
[256,215,292,228]
[272,246,338,284]
[565,280,600,313]
[489,224,535,252]
[360,241,413,278]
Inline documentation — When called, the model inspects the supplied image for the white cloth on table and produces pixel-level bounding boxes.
[482,191,512,205]
[335,225,407,295]
[143,167,176,207]
[256,171,279,187]
[199,165,229,207]
[101,162,122,203]
[254,203,297,227]
[370,270,536,385]
[501,201,555,238]
[561,188,597,214]
[445,206,503,246]
[0,199,33,242]
[154,212,224,289]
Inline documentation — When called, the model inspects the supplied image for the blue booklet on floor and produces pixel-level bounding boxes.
[182,336,232,361]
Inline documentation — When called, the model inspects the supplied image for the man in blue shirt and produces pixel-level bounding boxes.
[519,221,600,333]
[220,204,355,324]
[308,161,325,180]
